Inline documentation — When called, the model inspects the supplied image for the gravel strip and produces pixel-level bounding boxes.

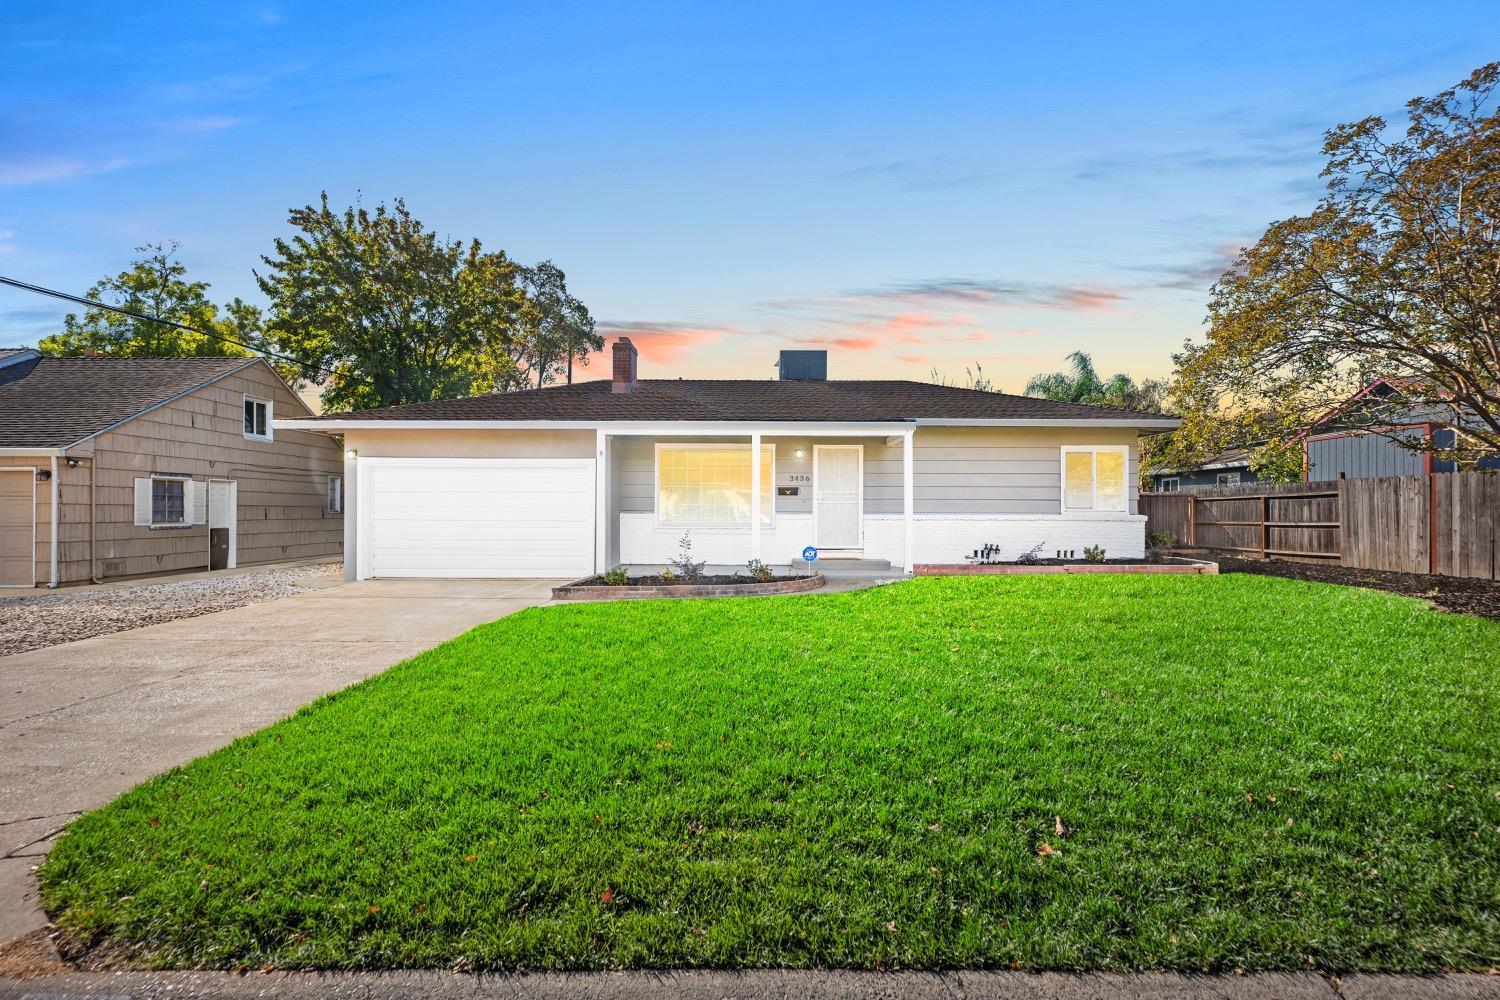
[0,561,343,658]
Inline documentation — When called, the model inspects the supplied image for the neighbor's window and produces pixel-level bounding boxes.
[151,478,187,525]
[657,444,774,526]
[1159,478,1180,493]
[1061,446,1128,512]
[327,475,343,514]
[1216,472,1241,486]
[243,397,272,440]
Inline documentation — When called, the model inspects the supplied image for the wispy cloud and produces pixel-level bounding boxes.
[0,155,132,186]
[1127,243,1246,292]
[831,155,990,193]
[598,321,733,363]
[160,115,244,134]
[823,278,1126,312]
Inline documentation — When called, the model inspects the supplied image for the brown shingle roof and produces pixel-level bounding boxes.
[308,379,1176,424]
[0,356,259,448]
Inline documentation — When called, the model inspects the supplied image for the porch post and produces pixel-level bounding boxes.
[902,429,914,572]
[595,428,608,573]
[750,431,762,562]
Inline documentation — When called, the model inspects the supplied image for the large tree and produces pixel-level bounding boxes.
[40,242,263,360]
[257,195,525,411]
[1024,351,1168,411]
[477,261,601,391]
[1172,62,1500,468]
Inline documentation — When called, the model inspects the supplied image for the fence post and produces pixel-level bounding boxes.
[1187,495,1196,547]
[1261,494,1269,559]
[1428,473,1438,575]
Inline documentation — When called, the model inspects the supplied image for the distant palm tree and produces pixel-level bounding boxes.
[1025,352,1166,411]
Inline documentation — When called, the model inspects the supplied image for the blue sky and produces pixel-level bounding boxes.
[3,2,1496,389]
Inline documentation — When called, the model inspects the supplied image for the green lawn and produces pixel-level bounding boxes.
[40,575,1500,972]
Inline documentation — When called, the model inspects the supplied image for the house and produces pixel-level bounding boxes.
[1150,447,1258,492]
[0,350,345,588]
[276,343,1179,580]
[1300,377,1500,481]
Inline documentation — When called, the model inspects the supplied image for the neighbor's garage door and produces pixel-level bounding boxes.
[359,459,594,579]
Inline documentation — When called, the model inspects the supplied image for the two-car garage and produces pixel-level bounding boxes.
[356,458,595,579]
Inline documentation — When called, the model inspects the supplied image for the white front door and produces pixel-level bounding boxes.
[814,445,863,549]
[208,479,237,570]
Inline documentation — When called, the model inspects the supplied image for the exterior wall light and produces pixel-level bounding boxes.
[794,448,806,459]
[35,469,50,481]
[345,449,358,460]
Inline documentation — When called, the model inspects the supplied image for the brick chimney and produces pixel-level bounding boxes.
[611,337,638,393]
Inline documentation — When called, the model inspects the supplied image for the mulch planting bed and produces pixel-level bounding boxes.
[1217,555,1500,621]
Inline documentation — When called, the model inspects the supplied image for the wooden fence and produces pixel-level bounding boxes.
[1140,472,1499,581]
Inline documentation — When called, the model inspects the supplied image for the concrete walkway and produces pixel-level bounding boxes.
[1,968,1495,999]
[0,577,561,946]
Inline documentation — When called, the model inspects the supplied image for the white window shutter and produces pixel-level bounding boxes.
[190,480,208,524]
[134,478,153,526]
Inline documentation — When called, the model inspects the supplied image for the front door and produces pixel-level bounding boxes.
[208,480,237,570]
[0,470,33,587]
[814,445,863,550]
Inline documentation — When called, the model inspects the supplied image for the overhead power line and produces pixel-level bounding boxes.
[0,274,337,379]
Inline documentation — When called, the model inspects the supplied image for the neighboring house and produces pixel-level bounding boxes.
[278,343,1179,580]
[1150,447,1258,493]
[1300,377,1500,481]
[0,349,345,588]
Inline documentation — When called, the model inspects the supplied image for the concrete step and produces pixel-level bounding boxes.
[793,557,896,577]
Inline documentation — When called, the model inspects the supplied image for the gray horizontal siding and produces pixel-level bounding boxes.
[615,426,1140,517]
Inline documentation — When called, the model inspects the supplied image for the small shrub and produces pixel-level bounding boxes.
[659,568,678,583]
[602,565,629,586]
[667,532,706,581]
[1082,544,1107,563]
[1015,541,1046,565]
[745,559,775,583]
[1147,530,1175,550]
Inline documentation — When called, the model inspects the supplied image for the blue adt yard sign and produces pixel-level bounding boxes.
[802,546,818,562]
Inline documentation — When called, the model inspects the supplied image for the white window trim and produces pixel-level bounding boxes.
[327,475,343,514]
[653,441,776,529]
[1059,445,1130,514]
[243,395,273,442]
[1159,477,1180,493]
[150,474,191,528]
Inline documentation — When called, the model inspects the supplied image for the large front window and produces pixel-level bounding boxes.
[657,444,774,526]
[1061,446,1128,512]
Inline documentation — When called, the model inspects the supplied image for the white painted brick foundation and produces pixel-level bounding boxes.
[620,511,1147,569]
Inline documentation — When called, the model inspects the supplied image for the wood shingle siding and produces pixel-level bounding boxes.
[1,361,343,586]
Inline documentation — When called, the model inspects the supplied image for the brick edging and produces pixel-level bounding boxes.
[913,560,1218,576]
[553,573,827,601]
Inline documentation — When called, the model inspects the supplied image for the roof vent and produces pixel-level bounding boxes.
[776,350,827,381]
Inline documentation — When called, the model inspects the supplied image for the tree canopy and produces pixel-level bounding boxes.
[476,261,601,392]
[256,195,525,412]
[39,243,263,361]
[1171,62,1500,470]
[1024,352,1168,411]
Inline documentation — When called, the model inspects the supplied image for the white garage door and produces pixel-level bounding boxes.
[359,458,595,579]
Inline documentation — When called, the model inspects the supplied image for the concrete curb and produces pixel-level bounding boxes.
[2,968,1498,999]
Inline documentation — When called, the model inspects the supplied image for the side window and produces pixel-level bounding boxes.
[243,397,272,441]
[328,476,343,514]
[1216,472,1241,487]
[151,478,186,525]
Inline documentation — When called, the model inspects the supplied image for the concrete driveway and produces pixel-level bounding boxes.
[0,576,561,946]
